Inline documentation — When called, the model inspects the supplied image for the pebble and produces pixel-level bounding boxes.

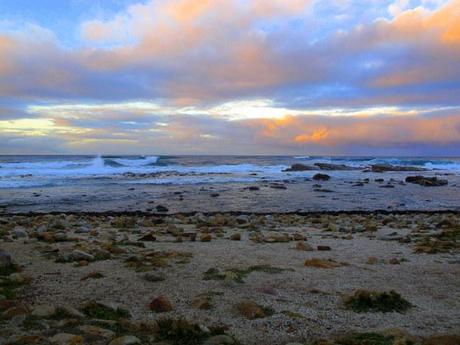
[13,227,28,238]
[200,234,212,242]
[0,249,12,268]
[71,250,94,261]
[191,296,212,310]
[31,305,57,318]
[230,233,241,241]
[295,241,313,251]
[149,296,173,312]
[9,272,32,284]
[77,325,115,339]
[49,333,84,345]
[2,305,29,319]
[109,336,142,345]
[60,305,85,318]
[265,232,290,243]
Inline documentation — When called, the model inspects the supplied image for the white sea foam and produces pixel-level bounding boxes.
[0,155,458,188]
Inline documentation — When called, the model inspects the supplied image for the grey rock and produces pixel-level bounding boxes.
[71,250,94,261]
[13,227,28,238]
[109,336,142,345]
[0,249,12,268]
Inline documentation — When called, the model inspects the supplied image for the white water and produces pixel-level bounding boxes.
[0,155,459,188]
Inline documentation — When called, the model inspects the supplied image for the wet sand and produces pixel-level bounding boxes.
[1,171,459,213]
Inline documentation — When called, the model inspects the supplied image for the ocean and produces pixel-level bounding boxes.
[0,155,459,189]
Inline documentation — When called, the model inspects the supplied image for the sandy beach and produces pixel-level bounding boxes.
[1,210,459,345]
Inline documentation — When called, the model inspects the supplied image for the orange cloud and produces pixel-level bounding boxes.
[294,127,329,143]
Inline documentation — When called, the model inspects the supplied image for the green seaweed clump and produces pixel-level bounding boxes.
[82,302,131,320]
[155,317,230,345]
[343,290,412,313]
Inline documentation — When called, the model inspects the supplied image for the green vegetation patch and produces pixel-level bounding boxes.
[154,317,232,345]
[81,302,130,321]
[343,290,412,313]
[414,227,460,254]
[203,264,292,283]
[125,250,192,272]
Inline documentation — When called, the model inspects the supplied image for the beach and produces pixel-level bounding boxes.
[1,212,459,345]
[1,156,459,345]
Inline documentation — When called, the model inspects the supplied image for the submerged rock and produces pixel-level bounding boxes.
[314,163,357,170]
[405,175,448,187]
[313,173,331,181]
[371,164,426,173]
[283,163,315,172]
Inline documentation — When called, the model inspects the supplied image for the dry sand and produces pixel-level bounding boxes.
[0,212,459,344]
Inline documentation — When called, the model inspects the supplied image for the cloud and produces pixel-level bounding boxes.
[2,100,459,155]
[0,0,460,154]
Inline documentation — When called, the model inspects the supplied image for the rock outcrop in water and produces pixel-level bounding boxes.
[371,164,426,173]
[405,176,448,186]
[313,173,331,181]
[314,163,358,170]
[283,163,316,171]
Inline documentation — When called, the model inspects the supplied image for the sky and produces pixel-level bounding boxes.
[0,0,459,155]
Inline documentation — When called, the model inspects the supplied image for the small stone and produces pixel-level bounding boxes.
[203,335,236,345]
[200,234,212,242]
[49,333,83,345]
[265,232,290,243]
[60,305,85,318]
[13,226,28,238]
[78,325,115,339]
[235,300,270,319]
[109,336,142,345]
[71,250,94,262]
[0,249,12,268]
[230,233,241,241]
[54,232,68,242]
[191,296,212,310]
[389,258,401,265]
[2,305,29,319]
[367,257,379,265]
[156,205,169,212]
[235,215,249,224]
[317,245,331,251]
[138,233,157,241]
[295,241,313,251]
[9,272,32,284]
[292,233,306,241]
[304,258,344,269]
[143,273,166,282]
[31,305,57,318]
[149,296,173,312]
